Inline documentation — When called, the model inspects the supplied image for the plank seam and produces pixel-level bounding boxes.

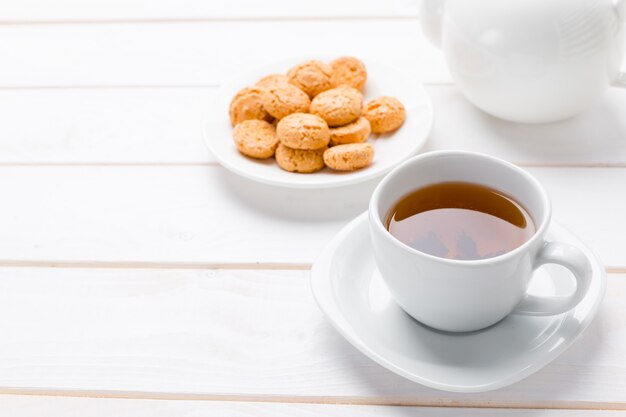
[0,162,220,167]
[0,84,221,90]
[0,83,454,90]
[0,260,622,274]
[0,16,420,26]
[0,389,623,410]
[0,162,625,168]
[0,260,312,270]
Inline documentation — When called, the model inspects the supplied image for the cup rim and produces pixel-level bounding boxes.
[369,150,552,267]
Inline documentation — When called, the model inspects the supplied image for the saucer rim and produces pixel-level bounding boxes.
[310,212,607,393]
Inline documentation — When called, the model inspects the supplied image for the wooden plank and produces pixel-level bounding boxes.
[0,0,419,22]
[0,268,623,409]
[0,165,359,266]
[424,86,626,166]
[0,166,623,267]
[0,20,450,87]
[0,88,213,164]
[2,85,626,165]
[0,396,622,417]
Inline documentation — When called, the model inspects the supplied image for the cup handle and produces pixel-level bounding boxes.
[513,241,593,316]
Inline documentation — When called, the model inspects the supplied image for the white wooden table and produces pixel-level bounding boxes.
[1,1,626,415]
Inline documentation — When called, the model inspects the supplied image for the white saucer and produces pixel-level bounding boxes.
[311,213,606,393]
[204,57,433,189]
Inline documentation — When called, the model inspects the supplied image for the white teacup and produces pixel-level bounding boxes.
[369,151,594,332]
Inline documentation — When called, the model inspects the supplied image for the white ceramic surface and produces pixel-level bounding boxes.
[204,58,433,188]
[369,151,595,332]
[420,0,626,123]
[311,212,606,392]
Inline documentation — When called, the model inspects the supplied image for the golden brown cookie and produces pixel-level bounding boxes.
[275,143,326,173]
[329,117,371,146]
[229,86,271,126]
[277,113,330,150]
[323,143,374,171]
[262,84,311,120]
[232,119,278,159]
[256,74,290,90]
[361,96,406,133]
[309,86,363,127]
[331,56,367,90]
[287,60,333,98]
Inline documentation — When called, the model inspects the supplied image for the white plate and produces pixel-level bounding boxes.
[204,58,433,189]
[311,213,606,392]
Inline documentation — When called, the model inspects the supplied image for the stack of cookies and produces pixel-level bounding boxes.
[229,57,405,174]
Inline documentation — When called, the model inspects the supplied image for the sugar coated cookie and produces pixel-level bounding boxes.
[310,86,363,127]
[256,74,290,90]
[277,113,330,150]
[275,143,326,173]
[329,117,371,146]
[323,143,374,171]
[262,84,311,120]
[229,86,271,126]
[331,56,367,90]
[287,60,333,98]
[232,119,278,159]
[361,96,406,133]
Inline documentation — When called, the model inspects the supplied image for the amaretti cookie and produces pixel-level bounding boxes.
[310,86,363,127]
[226,56,405,175]
[232,119,278,159]
[287,60,333,98]
[229,86,271,126]
[275,143,326,173]
[262,84,311,120]
[256,74,290,90]
[331,56,367,90]
[277,113,330,150]
[329,117,371,146]
[361,96,406,133]
[323,143,374,171]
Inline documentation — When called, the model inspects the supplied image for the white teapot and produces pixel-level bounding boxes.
[420,0,626,123]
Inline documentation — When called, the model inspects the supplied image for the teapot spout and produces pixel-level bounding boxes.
[419,0,446,48]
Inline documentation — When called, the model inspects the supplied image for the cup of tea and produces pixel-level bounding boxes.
[369,151,594,332]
